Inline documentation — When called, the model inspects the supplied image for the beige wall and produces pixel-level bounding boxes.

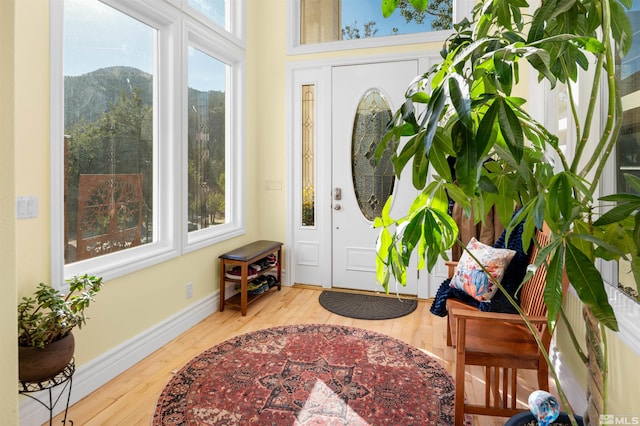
[3,0,638,423]
[557,293,640,416]
[251,0,288,243]
[0,0,18,423]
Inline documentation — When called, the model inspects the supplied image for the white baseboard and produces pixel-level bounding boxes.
[19,293,218,426]
[551,344,588,416]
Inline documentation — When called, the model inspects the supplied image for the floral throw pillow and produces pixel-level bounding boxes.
[450,238,517,302]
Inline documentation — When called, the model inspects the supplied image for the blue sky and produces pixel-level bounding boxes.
[341,0,434,37]
[64,0,154,77]
[64,0,225,92]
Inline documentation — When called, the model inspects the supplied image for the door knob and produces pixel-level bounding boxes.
[334,204,341,210]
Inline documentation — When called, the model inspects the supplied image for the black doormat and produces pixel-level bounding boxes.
[318,291,418,320]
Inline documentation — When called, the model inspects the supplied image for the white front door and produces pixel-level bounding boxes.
[331,61,419,295]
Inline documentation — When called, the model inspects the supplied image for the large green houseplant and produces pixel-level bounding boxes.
[18,274,103,381]
[375,0,639,424]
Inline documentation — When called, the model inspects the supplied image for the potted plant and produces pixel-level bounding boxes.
[374,0,638,425]
[18,273,103,382]
[505,411,585,426]
[501,390,585,426]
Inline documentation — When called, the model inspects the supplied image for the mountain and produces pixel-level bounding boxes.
[64,66,153,130]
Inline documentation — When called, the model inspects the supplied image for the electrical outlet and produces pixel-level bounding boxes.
[185,282,193,299]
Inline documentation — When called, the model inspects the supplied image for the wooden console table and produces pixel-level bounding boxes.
[219,240,282,316]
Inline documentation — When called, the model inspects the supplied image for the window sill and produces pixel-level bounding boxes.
[605,283,640,355]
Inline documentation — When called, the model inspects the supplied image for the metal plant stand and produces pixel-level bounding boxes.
[19,360,75,425]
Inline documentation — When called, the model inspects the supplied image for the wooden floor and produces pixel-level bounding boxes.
[51,286,543,425]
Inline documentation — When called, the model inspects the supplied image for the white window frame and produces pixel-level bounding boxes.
[599,94,640,354]
[183,19,246,252]
[541,68,640,354]
[287,0,475,55]
[50,0,246,286]
[181,0,246,42]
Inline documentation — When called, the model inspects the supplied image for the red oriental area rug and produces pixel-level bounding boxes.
[153,324,470,425]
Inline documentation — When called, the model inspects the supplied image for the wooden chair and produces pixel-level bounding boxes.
[444,226,567,425]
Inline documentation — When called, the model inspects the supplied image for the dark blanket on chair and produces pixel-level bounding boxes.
[430,219,531,316]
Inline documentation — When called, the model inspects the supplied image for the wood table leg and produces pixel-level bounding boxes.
[219,259,226,312]
[240,262,248,316]
[276,247,282,290]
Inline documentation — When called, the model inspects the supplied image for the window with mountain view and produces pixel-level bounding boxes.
[187,48,227,232]
[299,0,452,45]
[63,0,155,264]
[58,0,245,275]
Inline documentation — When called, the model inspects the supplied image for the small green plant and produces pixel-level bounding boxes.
[17,274,103,348]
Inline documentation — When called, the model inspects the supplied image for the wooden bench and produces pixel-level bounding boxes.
[219,240,282,316]
[447,225,569,424]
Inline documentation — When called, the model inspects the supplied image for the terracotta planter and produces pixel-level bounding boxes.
[18,333,75,382]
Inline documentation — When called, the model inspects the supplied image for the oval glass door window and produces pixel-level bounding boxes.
[351,88,395,221]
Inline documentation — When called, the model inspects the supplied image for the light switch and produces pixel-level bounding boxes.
[16,196,38,219]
